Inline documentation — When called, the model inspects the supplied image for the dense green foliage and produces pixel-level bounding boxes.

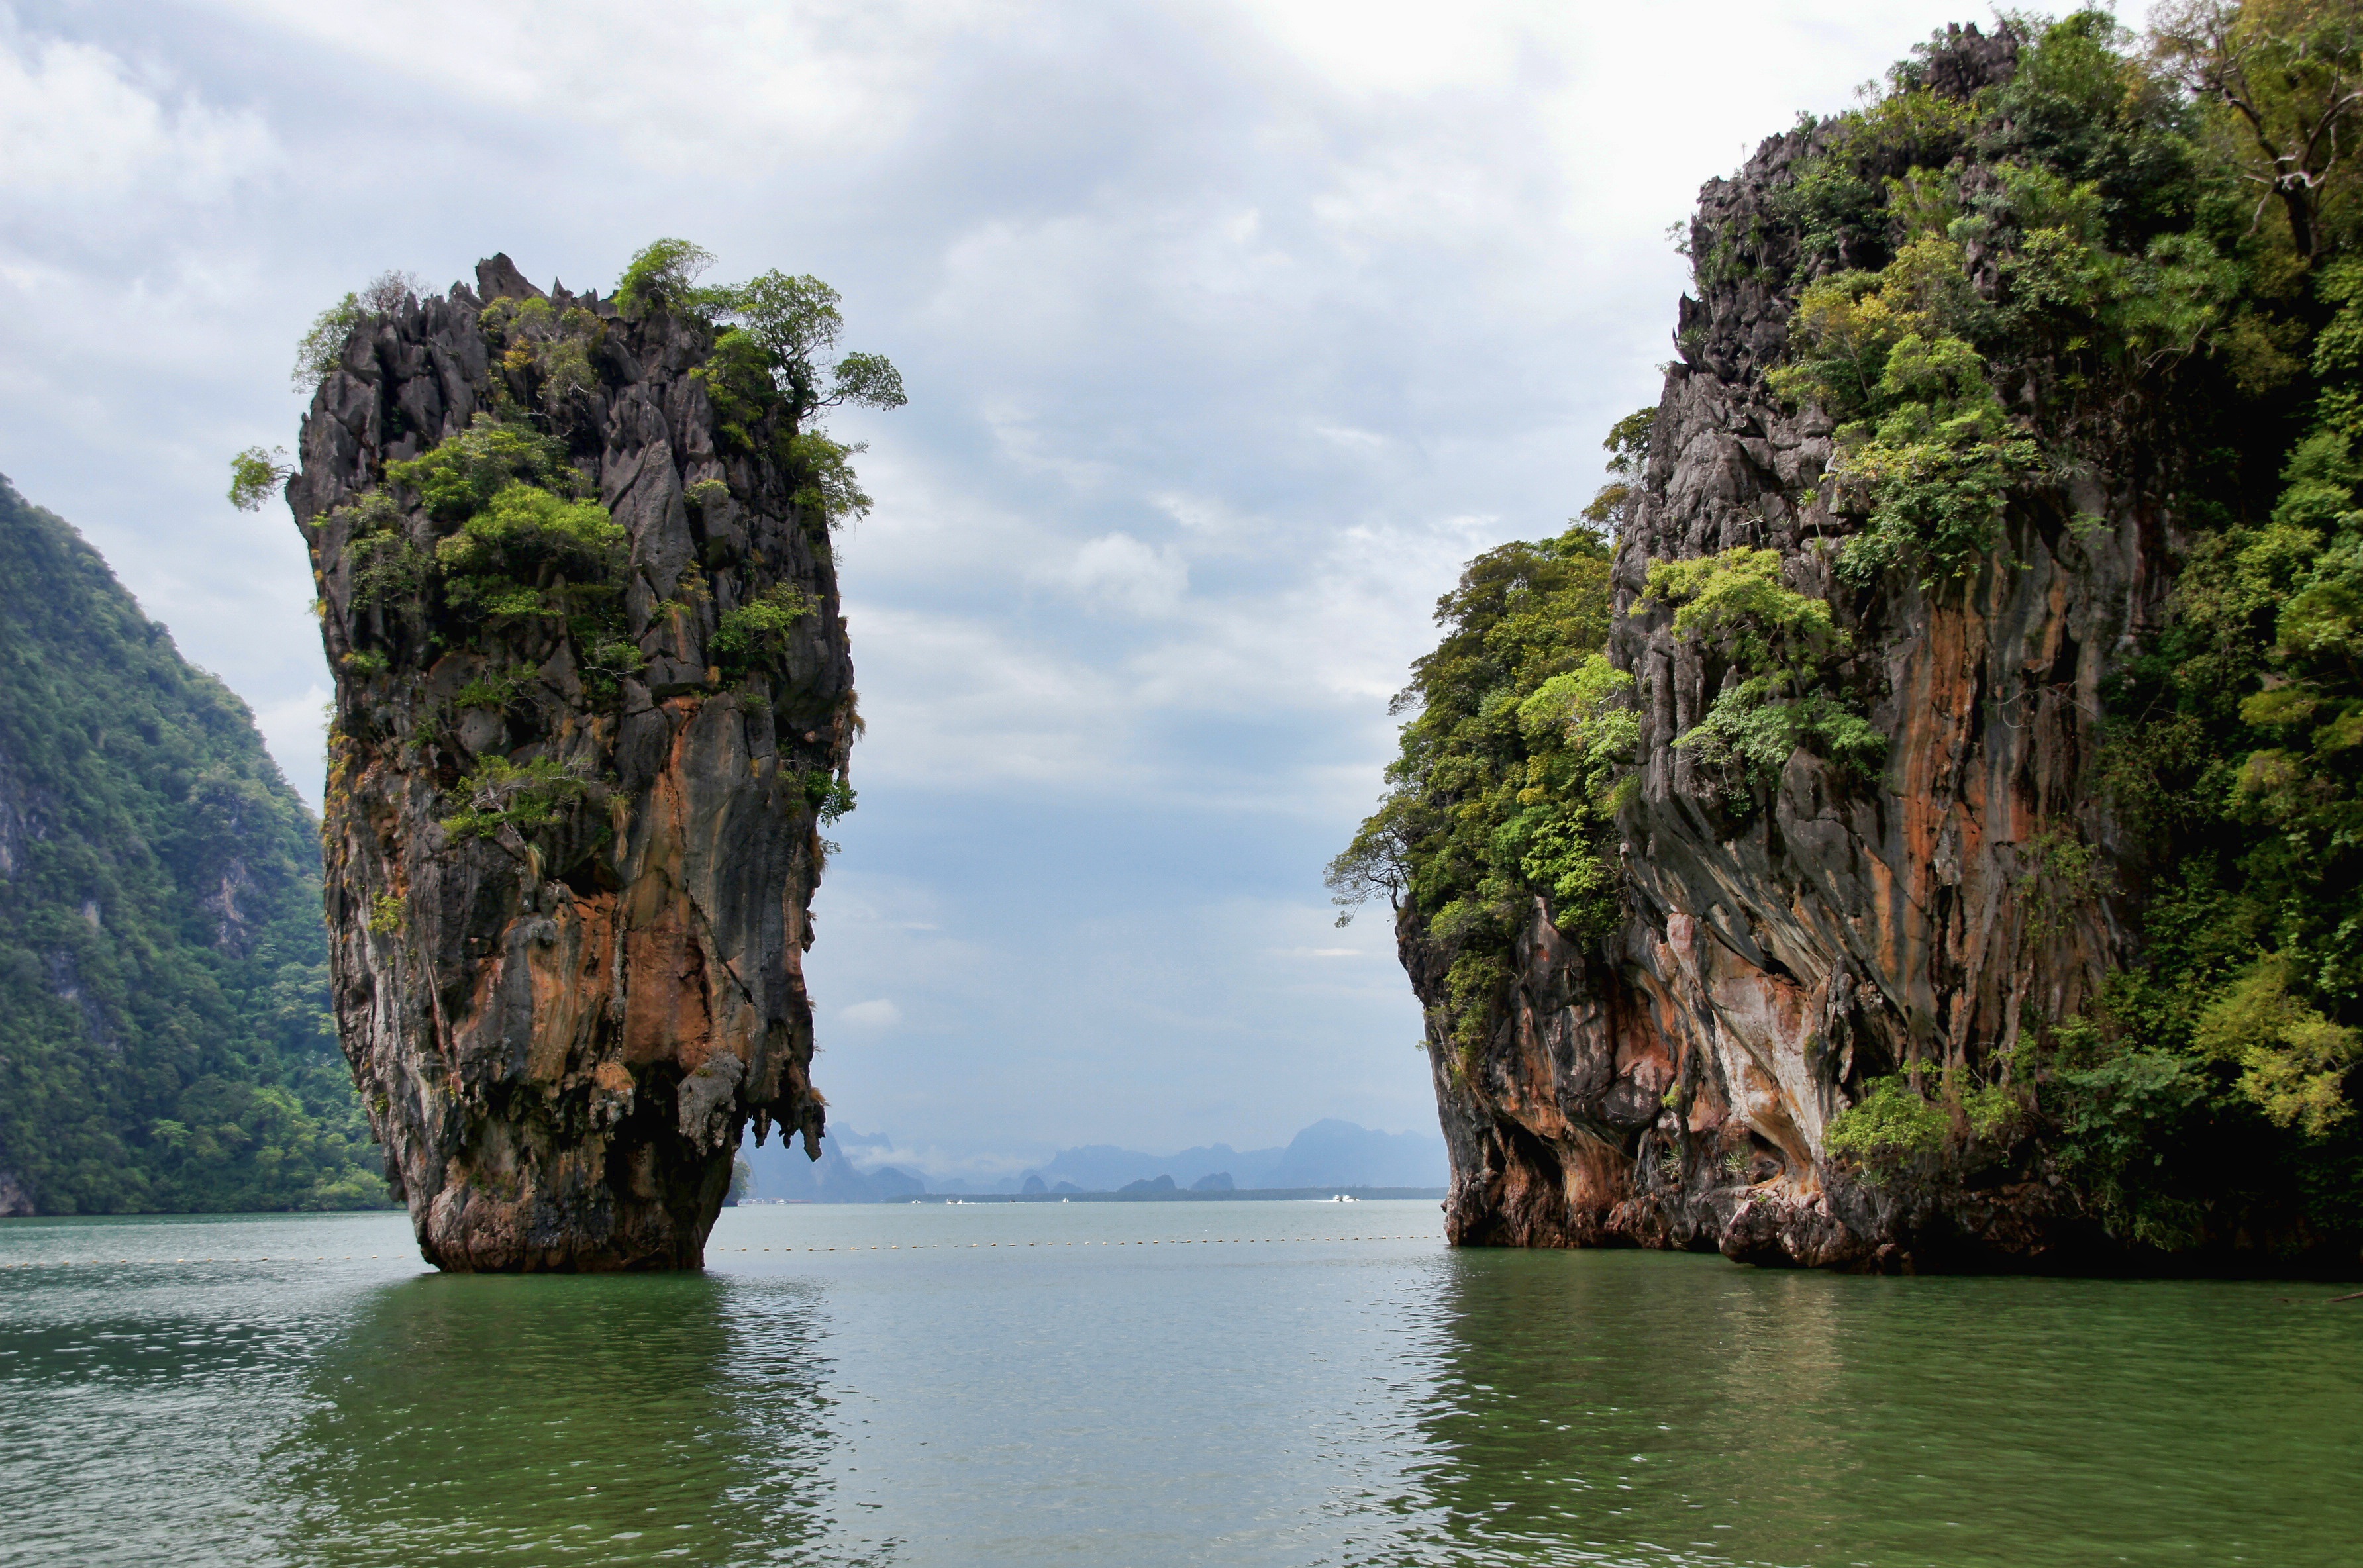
[1327,509,1627,1075]
[614,238,905,531]
[226,446,292,513]
[307,416,640,735]
[289,270,421,392]
[391,420,627,624]
[1641,547,1886,795]
[291,293,364,391]
[0,477,383,1214]
[439,756,593,844]
[711,583,816,675]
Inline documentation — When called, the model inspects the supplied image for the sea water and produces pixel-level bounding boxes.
[0,1199,2354,1566]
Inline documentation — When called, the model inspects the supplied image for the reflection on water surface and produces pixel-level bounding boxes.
[1393,1250,2358,1566]
[274,1273,850,1564]
[1,1203,2354,1567]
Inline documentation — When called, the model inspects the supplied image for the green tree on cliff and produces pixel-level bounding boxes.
[1329,516,1626,1079]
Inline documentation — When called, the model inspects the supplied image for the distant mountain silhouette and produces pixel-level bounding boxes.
[738,1126,923,1202]
[1257,1120,1446,1189]
[1023,1142,1269,1193]
[738,1118,1446,1202]
[1022,1119,1444,1193]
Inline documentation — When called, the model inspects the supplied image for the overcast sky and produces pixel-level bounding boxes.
[3,0,2001,1177]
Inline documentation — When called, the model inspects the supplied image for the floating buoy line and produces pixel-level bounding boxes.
[0,1236,1435,1269]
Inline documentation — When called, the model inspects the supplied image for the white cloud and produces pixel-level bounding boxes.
[198,0,1015,166]
[0,21,275,199]
[251,683,330,810]
[842,601,1145,791]
[1152,491,1252,537]
[1223,0,1533,97]
[1049,531,1188,617]
[838,999,904,1029]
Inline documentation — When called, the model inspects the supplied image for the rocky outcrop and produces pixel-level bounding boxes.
[295,256,853,1271]
[1415,27,2174,1269]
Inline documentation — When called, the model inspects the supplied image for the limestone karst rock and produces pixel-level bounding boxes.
[1422,30,2103,1267]
[293,255,856,1270]
[1378,20,2362,1271]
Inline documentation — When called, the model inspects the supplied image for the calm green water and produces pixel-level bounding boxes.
[0,1200,2354,1566]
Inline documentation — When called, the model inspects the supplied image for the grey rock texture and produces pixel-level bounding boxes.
[295,256,853,1271]
[1415,28,2165,1268]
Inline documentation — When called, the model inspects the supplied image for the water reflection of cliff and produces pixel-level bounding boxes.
[1377,1250,1854,1567]
[269,1272,881,1566]
[1378,1252,2363,1568]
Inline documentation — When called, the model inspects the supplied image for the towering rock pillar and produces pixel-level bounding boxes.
[293,256,854,1270]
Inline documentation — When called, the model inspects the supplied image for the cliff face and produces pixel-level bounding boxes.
[1421,289,2156,1266]
[1436,44,2137,1265]
[0,477,378,1216]
[1399,21,2361,1271]
[295,256,854,1270]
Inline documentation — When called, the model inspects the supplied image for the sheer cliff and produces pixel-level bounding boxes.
[0,476,379,1216]
[1342,14,2363,1271]
[285,248,885,1270]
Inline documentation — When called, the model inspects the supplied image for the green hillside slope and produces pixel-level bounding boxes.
[0,475,383,1214]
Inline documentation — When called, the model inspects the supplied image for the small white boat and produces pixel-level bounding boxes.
[1329,1193,1358,1203]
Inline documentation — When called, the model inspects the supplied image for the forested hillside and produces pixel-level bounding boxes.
[0,475,383,1214]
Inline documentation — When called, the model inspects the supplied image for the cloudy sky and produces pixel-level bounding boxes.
[3,0,1997,1176]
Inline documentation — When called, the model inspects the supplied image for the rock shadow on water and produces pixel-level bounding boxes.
[266,1270,876,1566]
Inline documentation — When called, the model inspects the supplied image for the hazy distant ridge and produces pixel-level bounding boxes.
[742,1118,1446,1202]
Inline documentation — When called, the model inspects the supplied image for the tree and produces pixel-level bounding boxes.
[1578,406,1656,540]
[1325,795,1416,926]
[614,238,717,320]
[713,271,909,418]
[290,270,427,392]
[2154,0,2363,258]
[291,295,363,391]
[227,447,293,512]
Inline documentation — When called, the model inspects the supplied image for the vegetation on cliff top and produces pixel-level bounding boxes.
[1346,4,2363,1250]
[0,477,383,1214]
[245,242,899,874]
